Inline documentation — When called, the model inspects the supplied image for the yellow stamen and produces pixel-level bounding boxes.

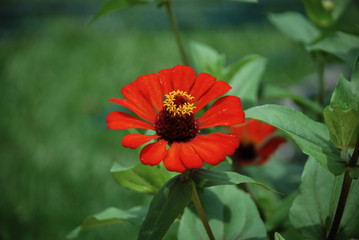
[163,90,196,117]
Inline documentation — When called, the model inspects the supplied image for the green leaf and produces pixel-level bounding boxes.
[302,0,352,27]
[267,12,320,44]
[138,175,192,240]
[265,193,297,232]
[245,104,345,175]
[289,158,359,240]
[190,169,276,192]
[189,41,225,78]
[178,186,267,240]
[306,32,359,68]
[274,232,286,240]
[111,162,172,194]
[90,0,155,24]
[324,106,359,150]
[263,83,323,115]
[225,54,267,107]
[67,206,147,239]
[232,0,258,2]
[330,74,359,112]
[302,0,334,27]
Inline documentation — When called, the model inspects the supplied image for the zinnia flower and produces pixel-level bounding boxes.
[228,119,286,166]
[106,65,245,172]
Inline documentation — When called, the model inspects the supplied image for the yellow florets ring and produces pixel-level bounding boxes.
[163,90,196,117]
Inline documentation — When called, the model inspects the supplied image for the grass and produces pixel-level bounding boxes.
[0,15,315,240]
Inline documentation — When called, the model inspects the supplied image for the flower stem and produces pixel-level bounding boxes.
[318,61,325,106]
[327,137,359,240]
[190,179,215,240]
[164,0,190,66]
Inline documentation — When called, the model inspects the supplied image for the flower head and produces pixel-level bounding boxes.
[106,65,245,172]
[228,119,286,166]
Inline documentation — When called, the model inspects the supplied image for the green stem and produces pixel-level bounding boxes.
[164,0,190,66]
[327,137,359,240]
[318,61,325,106]
[190,179,215,240]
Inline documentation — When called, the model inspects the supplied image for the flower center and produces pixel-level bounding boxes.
[155,90,198,143]
[235,143,256,161]
[163,90,196,117]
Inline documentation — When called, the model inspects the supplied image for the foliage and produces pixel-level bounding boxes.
[2,0,359,239]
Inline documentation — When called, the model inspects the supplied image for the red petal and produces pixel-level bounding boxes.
[121,79,157,122]
[179,143,204,169]
[122,134,159,149]
[198,96,245,129]
[163,143,186,172]
[194,81,231,113]
[136,73,163,113]
[190,133,239,165]
[158,68,174,94]
[109,98,154,123]
[248,119,277,145]
[106,112,155,130]
[140,139,168,166]
[171,65,196,92]
[189,73,216,102]
[256,137,286,165]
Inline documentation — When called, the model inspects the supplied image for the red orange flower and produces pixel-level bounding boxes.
[228,119,286,166]
[106,65,245,172]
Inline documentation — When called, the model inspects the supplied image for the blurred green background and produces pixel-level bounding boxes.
[1,0,357,239]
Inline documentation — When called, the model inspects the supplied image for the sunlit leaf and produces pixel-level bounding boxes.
[289,158,359,239]
[189,41,225,78]
[178,186,267,240]
[190,169,276,192]
[138,175,192,240]
[225,54,267,107]
[67,206,147,239]
[111,162,172,194]
[306,32,359,68]
[245,104,345,175]
[324,106,359,150]
[268,12,320,44]
[91,0,155,24]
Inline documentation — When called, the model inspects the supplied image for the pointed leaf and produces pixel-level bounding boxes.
[289,158,359,240]
[245,104,345,175]
[274,232,286,240]
[330,74,359,112]
[306,32,359,68]
[190,169,276,192]
[91,0,155,24]
[178,186,267,240]
[268,12,320,44]
[226,54,267,107]
[189,41,226,78]
[138,175,192,240]
[67,206,147,239]
[111,162,172,194]
[324,106,359,150]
